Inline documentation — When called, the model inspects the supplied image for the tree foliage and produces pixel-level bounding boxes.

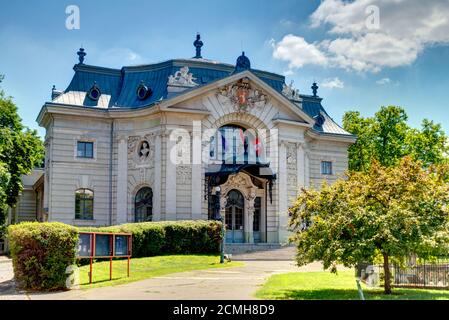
[0,75,44,225]
[343,106,448,171]
[289,157,449,294]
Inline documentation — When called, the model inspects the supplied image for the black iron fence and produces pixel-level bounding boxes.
[391,260,449,289]
[357,258,449,290]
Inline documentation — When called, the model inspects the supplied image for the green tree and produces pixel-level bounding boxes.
[289,157,449,294]
[343,106,448,171]
[406,119,449,167]
[0,75,44,225]
[342,111,375,172]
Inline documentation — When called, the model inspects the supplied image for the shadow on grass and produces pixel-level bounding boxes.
[273,289,449,300]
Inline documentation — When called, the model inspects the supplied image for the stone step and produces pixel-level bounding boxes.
[224,243,284,254]
[224,244,296,261]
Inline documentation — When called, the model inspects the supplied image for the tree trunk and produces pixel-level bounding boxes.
[383,253,392,294]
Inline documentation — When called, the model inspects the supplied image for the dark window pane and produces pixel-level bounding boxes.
[75,188,94,220]
[77,142,84,157]
[77,141,94,158]
[253,197,261,232]
[135,187,153,222]
[321,161,332,175]
[85,142,93,158]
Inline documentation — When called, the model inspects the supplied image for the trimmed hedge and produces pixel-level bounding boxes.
[7,222,78,291]
[80,220,223,257]
[8,220,222,291]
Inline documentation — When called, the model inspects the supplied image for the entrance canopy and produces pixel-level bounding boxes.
[206,163,276,185]
[205,162,276,203]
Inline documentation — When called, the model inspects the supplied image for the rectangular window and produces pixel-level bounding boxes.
[77,141,94,158]
[321,161,333,175]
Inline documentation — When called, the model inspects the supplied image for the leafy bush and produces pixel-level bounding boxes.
[7,222,78,291]
[79,220,222,258]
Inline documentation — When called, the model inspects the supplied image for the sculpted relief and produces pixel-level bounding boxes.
[128,134,155,169]
[216,78,269,113]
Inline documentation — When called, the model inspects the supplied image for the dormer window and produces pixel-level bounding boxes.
[136,81,153,100]
[315,114,325,127]
[87,82,101,101]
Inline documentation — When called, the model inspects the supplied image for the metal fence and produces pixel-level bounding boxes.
[391,261,449,289]
[357,258,449,290]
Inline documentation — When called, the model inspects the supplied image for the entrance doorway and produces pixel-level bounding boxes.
[225,189,244,243]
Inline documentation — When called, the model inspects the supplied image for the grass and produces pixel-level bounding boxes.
[78,254,241,289]
[256,270,449,300]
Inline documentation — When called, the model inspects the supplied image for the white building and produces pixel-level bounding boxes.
[10,35,355,245]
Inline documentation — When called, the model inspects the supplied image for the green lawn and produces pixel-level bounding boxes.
[256,270,449,300]
[79,255,241,289]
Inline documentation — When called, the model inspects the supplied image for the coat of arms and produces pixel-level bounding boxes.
[217,78,269,113]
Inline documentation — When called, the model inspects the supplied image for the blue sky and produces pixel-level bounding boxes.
[1,0,449,138]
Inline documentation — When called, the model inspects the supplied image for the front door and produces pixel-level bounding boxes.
[225,189,244,243]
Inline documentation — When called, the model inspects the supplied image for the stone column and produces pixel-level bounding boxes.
[153,134,162,221]
[116,136,128,224]
[191,122,202,219]
[278,141,288,243]
[165,130,177,220]
[245,189,256,244]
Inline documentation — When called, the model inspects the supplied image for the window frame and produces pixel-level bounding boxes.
[321,160,333,175]
[135,187,153,223]
[75,188,94,220]
[77,141,94,159]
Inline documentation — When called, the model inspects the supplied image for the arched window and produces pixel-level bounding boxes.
[75,189,94,220]
[135,187,153,222]
[211,124,265,164]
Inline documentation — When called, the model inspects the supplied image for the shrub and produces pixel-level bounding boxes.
[7,222,78,291]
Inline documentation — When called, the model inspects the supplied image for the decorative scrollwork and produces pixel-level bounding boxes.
[216,78,269,113]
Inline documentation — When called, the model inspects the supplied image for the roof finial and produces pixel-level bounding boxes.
[311,82,319,97]
[234,51,251,74]
[77,47,86,64]
[193,33,203,59]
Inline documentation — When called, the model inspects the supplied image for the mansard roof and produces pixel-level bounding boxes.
[46,53,353,138]
[56,58,284,109]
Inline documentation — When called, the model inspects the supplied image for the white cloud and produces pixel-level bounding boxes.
[272,34,327,69]
[272,0,449,73]
[376,77,391,85]
[322,77,345,89]
[98,48,143,67]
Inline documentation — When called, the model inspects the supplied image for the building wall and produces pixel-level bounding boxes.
[45,116,112,226]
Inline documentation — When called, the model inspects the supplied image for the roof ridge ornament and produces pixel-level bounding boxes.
[233,51,251,74]
[311,82,319,97]
[193,33,203,59]
[51,85,63,100]
[77,47,86,64]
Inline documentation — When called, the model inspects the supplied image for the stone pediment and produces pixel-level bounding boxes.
[163,71,314,126]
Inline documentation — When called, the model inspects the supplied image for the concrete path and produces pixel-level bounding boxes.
[0,248,329,300]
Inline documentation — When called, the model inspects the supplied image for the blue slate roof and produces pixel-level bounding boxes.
[52,56,351,137]
[61,59,284,109]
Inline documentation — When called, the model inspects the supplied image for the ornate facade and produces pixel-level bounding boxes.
[12,35,356,244]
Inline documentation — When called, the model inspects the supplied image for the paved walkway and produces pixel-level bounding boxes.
[0,249,330,300]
